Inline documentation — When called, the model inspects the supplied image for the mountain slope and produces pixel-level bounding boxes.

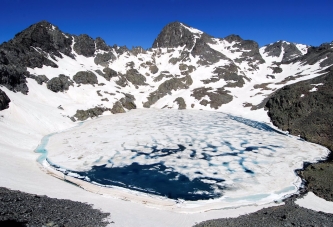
[0,21,331,124]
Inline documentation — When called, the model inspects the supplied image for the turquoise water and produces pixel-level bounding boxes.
[35,122,84,163]
[34,133,55,163]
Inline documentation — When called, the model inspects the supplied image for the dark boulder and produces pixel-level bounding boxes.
[94,52,116,66]
[116,69,146,88]
[174,97,186,109]
[111,101,125,114]
[73,71,98,85]
[120,93,136,110]
[0,89,10,110]
[46,74,73,92]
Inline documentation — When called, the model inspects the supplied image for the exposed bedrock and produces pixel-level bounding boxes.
[8,20,74,59]
[73,107,111,121]
[152,21,196,49]
[27,74,49,85]
[73,34,95,57]
[0,20,76,95]
[191,87,233,109]
[263,41,303,62]
[191,36,228,65]
[0,187,110,227]
[0,89,10,111]
[120,93,136,110]
[299,42,333,67]
[0,65,29,94]
[94,52,116,67]
[73,71,98,85]
[116,69,147,88]
[95,37,110,51]
[95,68,118,81]
[266,67,333,201]
[266,68,333,152]
[174,97,186,109]
[300,162,333,201]
[233,39,265,64]
[202,64,245,87]
[47,74,73,92]
[149,64,159,74]
[143,75,193,108]
[111,101,126,114]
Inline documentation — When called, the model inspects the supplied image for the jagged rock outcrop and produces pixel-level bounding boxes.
[263,41,304,62]
[94,52,115,67]
[0,20,75,95]
[143,75,193,108]
[73,107,111,121]
[73,71,98,85]
[8,20,74,59]
[27,74,49,85]
[191,36,228,65]
[47,74,73,92]
[298,42,333,67]
[111,101,125,114]
[0,65,29,94]
[234,39,265,65]
[174,97,186,109]
[116,69,146,88]
[152,22,197,49]
[95,37,110,51]
[202,64,245,87]
[191,87,233,109]
[0,89,10,110]
[120,93,136,110]
[73,34,95,57]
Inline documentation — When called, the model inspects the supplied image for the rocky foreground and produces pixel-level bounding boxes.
[194,195,333,227]
[0,187,110,227]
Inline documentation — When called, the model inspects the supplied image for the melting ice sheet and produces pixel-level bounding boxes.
[44,109,328,203]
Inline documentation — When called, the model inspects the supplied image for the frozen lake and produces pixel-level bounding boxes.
[40,109,328,207]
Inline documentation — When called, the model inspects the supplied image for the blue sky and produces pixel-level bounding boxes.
[1,0,333,49]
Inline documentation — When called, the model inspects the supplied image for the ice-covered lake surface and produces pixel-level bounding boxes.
[43,109,328,205]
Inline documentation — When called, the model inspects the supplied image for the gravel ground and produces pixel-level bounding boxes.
[194,195,333,227]
[0,187,110,227]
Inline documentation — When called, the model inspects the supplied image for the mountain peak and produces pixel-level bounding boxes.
[7,20,74,60]
[152,21,203,49]
[223,34,243,43]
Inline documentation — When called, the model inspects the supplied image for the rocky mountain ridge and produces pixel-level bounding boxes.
[0,20,331,123]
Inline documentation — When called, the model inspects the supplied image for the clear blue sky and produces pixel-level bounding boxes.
[1,0,333,49]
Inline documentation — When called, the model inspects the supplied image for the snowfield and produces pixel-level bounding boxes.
[1,21,333,226]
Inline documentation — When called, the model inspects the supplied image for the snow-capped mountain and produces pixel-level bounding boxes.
[0,20,332,123]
